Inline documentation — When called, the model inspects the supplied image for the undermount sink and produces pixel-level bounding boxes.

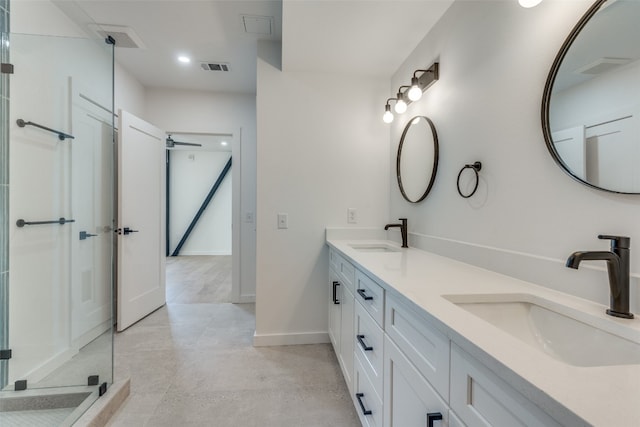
[348,243,401,253]
[444,293,640,367]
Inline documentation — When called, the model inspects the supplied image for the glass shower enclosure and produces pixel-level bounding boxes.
[0,2,116,425]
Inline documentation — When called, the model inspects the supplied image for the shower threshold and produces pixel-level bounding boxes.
[0,385,99,426]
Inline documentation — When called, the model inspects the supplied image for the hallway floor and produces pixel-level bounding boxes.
[106,256,359,426]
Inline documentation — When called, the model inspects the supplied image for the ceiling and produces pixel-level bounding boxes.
[66,0,453,95]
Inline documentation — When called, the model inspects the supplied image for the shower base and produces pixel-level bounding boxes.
[0,386,98,427]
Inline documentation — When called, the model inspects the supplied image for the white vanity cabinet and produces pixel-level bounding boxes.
[329,249,356,392]
[328,244,567,427]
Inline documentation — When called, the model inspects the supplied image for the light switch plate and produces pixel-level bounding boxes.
[347,208,357,224]
[277,213,288,229]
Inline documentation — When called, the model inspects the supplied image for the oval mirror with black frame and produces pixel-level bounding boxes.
[397,116,439,203]
[542,0,640,194]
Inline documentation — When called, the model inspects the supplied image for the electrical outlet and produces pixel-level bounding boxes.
[347,208,357,224]
[277,213,288,229]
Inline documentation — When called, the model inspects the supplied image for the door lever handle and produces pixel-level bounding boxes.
[116,227,139,235]
[79,231,97,240]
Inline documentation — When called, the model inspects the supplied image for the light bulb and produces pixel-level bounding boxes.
[408,76,423,101]
[178,55,191,63]
[408,85,422,102]
[394,99,407,114]
[518,0,542,8]
[383,105,394,123]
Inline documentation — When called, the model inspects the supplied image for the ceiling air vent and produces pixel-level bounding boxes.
[574,57,631,75]
[200,62,231,72]
[88,24,145,49]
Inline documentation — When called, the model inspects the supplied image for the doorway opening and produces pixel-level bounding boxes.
[165,132,236,304]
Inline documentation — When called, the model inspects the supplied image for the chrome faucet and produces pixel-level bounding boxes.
[566,235,633,319]
[385,218,408,248]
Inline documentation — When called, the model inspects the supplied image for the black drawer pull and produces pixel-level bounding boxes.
[357,288,373,301]
[333,281,340,304]
[357,334,373,351]
[427,412,443,427]
[355,393,372,415]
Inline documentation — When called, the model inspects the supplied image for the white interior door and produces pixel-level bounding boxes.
[70,79,113,345]
[552,125,586,179]
[585,115,637,192]
[117,110,166,331]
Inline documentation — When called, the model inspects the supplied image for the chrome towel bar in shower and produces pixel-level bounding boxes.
[16,217,75,227]
[16,119,75,140]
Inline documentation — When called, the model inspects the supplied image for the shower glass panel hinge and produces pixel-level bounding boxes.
[0,349,11,359]
[1,63,14,74]
[15,380,27,391]
[88,375,99,386]
[99,382,107,396]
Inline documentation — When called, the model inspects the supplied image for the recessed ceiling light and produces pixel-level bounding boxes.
[518,0,543,8]
[221,141,228,146]
[178,56,191,64]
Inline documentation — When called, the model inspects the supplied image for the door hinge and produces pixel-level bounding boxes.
[1,63,14,74]
[0,349,12,359]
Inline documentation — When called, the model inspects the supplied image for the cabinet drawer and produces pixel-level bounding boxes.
[328,269,342,353]
[330,249,356,293]
[384,336,449,427]
[385,294,450,400]
[355,270,384,327]
[354,353,383,427]
[450,344,561,427]
[355,300,384,398]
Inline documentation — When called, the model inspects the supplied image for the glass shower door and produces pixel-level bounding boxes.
[0,28,115,425]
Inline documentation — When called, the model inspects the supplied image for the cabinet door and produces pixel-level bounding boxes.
[450,344,561,427]
[329,269,342,353]
[384,336,449,427]
[339,286,355,393]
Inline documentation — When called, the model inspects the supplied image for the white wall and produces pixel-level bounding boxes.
[115,62,146,118]
[145,88,257,300]
[170,150,232,255]
[254,41,390,345]
[388,0,640,312]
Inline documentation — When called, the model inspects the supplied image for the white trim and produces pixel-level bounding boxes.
[234,294,255,304]
[179,251,232,256]
[231,127,242,304]
[21,347,78,384]
[252,331,330,347]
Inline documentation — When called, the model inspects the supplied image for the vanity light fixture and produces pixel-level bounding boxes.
[382,62,439,123]
[383,99,395,123]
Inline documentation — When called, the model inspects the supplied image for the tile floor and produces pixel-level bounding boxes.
[106,257,359,426]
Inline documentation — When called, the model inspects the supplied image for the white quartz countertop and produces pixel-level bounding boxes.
[326,237,640,427]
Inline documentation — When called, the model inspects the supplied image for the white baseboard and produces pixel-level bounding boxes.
[253,331,330,347]
[20,347,78,385]
[233,294,255,304]
[178,251,231,256]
